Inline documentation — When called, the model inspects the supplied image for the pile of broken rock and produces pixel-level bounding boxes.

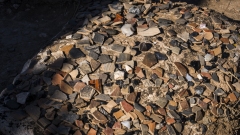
[1,0,240,135]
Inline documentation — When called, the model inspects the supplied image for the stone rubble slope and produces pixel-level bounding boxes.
[0,0,240,135]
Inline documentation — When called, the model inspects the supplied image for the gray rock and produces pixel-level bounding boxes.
[38,117,51,128]
[95,94,111,101]
[25,105,40,121]
[98,54,112,64]
[134,103,146,112]
[176,18,187,25]
[167,110,180,119]
[92,32,105,45]
[155,97,168,108]
[167,125,176,135]
[69,48,85,59]
[79,60,92,74]
[50,90,68,102]
[57,126,71,135]
[176,123,184,132]
[16,92,29,104]
[80,85,96,100]
[116,53,131,63]
[61,113,79,124]
[32,62,47,74]
[111,44,125,52]
[89,51,99,60]
[68,92,77,103]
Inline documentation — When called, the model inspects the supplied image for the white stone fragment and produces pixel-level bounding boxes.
[204,54,214,62]
[114,71,125,80]
[121,24,134,36]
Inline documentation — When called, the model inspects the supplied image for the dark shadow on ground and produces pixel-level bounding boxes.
[0,0,78,91]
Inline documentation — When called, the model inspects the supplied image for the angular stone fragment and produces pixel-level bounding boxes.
[114,71,125,80]
[92,32,105,45]
[111,44,125,52]
[61,63,73,73]
[116,53,131,63]
[150,114,163,123]
[120,100,134,112]
[98,54,112,64]
[156,97,168,108]
[60,81,73,94]
[88,128,97,135]
[79,60,92,74]
[61,113,79,124]
[16,92,29,104]
[95,94,111,101]
[50,90,68,102]
[166,125,176,135]
[25,105,40,121]
[121,121,131,129]
[69,48,85,59]
[126,92,136,104]
[80,85,96,100]
[73,82,86,92]
[91,108,108,123]
[140,124,149,135]
[173,62,187,76]
[90,59,101,71]
[138,27,160,36]
[38,117,51,129]
[142,53,157,68]
[52,73,63,85]
[228,92,237,102]
[121,24,134,36]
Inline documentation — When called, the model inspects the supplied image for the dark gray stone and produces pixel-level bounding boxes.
[38,117,51,129]
[80,85,96,100]
[51,90,68,102]
[111,44,125,52]
[89,51,99,60]
[176,18,187,25]
[167,125,176,135]
[92,32,105,44]
[5,99,20,109]
[116,53,131,63]
[155,97,168,108]
[72,33,82,40]
[61,113,79,124]
[105,29,118,35]
[95,94,111,101]
[25,105,40,121]
[212,73,219,82]
[134,103,145,112]
[69,48,85,59]
[98,54,112,64]
[57,126,71,135]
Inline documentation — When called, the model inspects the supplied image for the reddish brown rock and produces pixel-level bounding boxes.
[120,100,134,113]
[52,73,63,85]
[166,117,175,125]
[89,79,102,93]
[152,67,164,77]
[173,62,187,76]
[228,93,237,102]
[60,81,73,94]
[103,127,114,135]
[87,128,97,135]
[126,92,137,104]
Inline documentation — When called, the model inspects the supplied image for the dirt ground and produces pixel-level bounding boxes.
[0,0,239,135]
